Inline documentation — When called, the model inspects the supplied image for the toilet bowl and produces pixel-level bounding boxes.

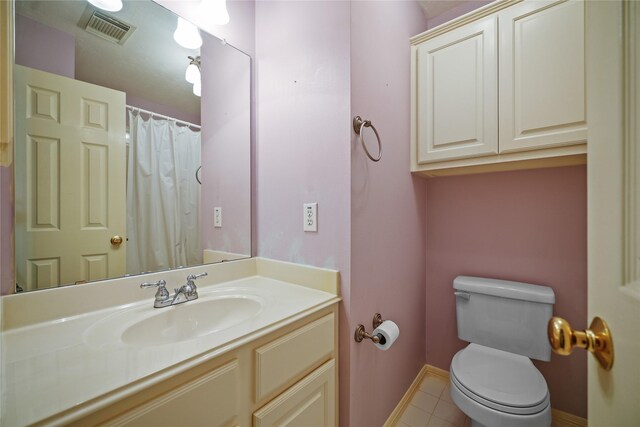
[449,276,555,427]
[450,344,551,427]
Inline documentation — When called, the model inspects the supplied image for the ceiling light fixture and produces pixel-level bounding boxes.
[185,56,201,84]
[186,56,202,97]
[193,79,201,97]
[173,17,202,50]
[206,0,230,25]
[87,0,123,12]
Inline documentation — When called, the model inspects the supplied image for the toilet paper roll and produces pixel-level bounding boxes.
[372,320,400,351]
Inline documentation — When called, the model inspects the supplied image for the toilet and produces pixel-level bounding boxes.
[449,276,555,427]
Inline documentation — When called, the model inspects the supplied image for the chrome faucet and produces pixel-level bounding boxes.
[140,272,208,308]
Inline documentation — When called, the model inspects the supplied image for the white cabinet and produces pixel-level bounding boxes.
[416,15,498,163]
[66,306,338,427]
[252,314,337,426]
[498,0,586,152]
[107,360,240,427]
[253,360,336,427]
[254,313,335,404]
[411,0,587,176]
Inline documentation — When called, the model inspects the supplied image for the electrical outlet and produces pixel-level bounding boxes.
[214,207,222,228]
[303,203,317,232]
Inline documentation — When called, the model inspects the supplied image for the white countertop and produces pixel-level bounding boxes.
[0,259,340,426]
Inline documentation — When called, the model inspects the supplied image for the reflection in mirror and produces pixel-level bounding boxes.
[7,0,251,293]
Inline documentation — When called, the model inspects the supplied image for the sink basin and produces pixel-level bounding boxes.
[83,294,264,349]
[122,296,262,346]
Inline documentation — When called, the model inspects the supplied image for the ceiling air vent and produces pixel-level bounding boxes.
[81,10,136,45]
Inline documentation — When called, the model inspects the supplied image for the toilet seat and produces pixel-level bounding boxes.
[450,344,550,416]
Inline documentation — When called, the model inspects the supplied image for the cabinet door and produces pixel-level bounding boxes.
[253,359,336,427]
[499,0,586,153]
[255,313,334,405]
[416,15,498,163]
[106,360,240,427]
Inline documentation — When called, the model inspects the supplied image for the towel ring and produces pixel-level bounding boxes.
[353,116,382,162]
[195,166,202,184]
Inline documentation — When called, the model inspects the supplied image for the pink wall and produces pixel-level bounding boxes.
[14,14,75,79]
[349,2,428,426]
[254,2,352,423]
[254,0,351,273]
[200,33,251,256]
[425,165,588,418]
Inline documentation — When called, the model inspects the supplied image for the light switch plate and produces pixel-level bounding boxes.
[214,207,222,228]
[304,203,317,232]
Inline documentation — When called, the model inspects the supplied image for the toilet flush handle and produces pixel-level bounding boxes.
[548,316,614,371]
[454,291,470,300]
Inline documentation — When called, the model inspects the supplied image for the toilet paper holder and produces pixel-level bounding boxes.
[354,313,385,343]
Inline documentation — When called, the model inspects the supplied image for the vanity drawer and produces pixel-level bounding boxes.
[254,313,335,403]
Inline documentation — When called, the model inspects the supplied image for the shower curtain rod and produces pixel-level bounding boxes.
[126,105,201,130]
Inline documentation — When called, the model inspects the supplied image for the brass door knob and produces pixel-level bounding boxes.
[548,316,614,370]
[110,235,123,246]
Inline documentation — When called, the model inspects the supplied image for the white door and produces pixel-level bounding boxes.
[587,1,640,424]
[14,65,126,291]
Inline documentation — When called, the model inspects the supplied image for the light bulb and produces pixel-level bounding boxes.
[173,17,202,50]
[193,79,201,97]
[185,63,200,84]
[88,0,123,12]
[206,0,230,25]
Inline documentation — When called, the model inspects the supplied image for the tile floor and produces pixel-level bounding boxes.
[396,374,471,427]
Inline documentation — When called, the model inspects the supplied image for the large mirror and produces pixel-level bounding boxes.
[4,0,251,293]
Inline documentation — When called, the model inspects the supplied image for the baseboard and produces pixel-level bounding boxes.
[383,365,429,427]
[551,409,588,427]
[425,364,450,381]
[384,364,588,427]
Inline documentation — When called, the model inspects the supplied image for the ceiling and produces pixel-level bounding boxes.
[418,0,468,19]
[16,0,202,120]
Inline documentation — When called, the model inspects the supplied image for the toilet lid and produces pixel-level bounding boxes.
[451,344,549,415]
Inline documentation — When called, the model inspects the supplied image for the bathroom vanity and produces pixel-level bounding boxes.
[0,258,340,426]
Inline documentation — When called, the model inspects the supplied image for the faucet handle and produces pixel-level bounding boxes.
[140,279,167,288]
[186,272,208,281]
[184,272,207,295]
[140,279,170,302]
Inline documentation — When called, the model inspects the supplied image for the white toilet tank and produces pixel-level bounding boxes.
[454,276,555,361]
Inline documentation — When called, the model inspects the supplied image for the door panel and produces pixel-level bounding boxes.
[253,359,336,427]
[14,65,126,290]
[587,1,640,424]
[416,15,498,163]
[499,0,587,153]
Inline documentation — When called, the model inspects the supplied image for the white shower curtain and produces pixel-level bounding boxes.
[126,111,201,274]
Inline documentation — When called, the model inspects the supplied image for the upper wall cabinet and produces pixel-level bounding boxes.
[411,0,587,177]
[499,0,586,152]
[416,15,498,163]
